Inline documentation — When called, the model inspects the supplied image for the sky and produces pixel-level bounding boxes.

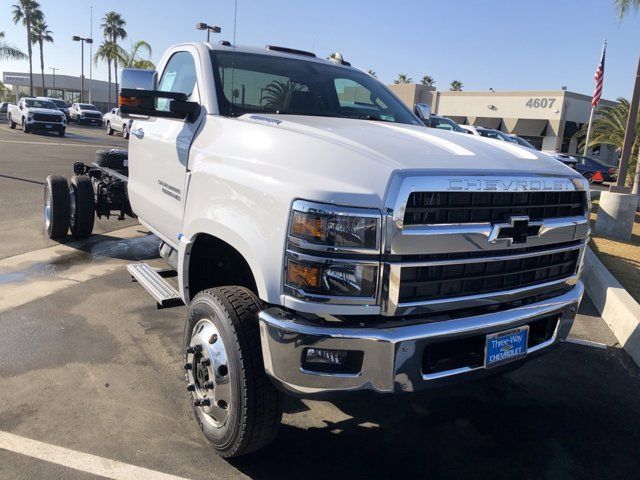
[1,0,639,100]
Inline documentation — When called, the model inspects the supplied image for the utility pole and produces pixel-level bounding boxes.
[613,55,640,193]
[49,67,59,92]
[89,5,93,103]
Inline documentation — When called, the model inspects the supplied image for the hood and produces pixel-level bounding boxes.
[238,114,577,178]
[29,107,64,116]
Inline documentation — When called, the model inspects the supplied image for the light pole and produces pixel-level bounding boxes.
[49,67,59,93]
[72,35,93,102]
[196,22,221,42]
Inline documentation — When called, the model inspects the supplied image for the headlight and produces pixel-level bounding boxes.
[288,200,380,253]
[285,257,378,298]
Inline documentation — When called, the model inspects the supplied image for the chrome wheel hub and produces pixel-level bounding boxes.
[44,186,52,229]
[186,319,232,428]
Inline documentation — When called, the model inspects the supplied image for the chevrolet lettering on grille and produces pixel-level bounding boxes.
[447,179,572,191]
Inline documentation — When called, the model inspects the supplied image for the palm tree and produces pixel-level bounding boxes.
[94,40,122,108]
[394,73,412,84]
[614,0,640,17]
[450,80,463,91]
[0,31,27,61]
[12,0,43,96]
[421,75,435,87]
[261,80,304,110]
[575,98,640,185]
[367,69,377,78]
[31,19,53,95]
[122,40,154,69]
[101,11,127,98]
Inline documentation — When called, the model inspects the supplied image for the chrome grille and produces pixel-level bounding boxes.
[403,191,587,225]
[33,113,63,122]
[398,248,580,303]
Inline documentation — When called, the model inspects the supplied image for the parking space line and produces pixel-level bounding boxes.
[0,139,120,148]
[566,337,608,349]
[0,430,190,480]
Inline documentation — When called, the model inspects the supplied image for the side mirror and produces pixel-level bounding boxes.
[121,68,156,91]
[414,103,432,123]
[119,88,200,122]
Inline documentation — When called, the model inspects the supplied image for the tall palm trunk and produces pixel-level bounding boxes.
[107,58,112,108]
[38,38,45,94]
[112,34,119,98]
[26,17,33,96]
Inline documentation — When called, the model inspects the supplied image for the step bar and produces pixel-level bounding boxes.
[127,263,183,309]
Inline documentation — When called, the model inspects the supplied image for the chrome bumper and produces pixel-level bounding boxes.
[259,283,583,395]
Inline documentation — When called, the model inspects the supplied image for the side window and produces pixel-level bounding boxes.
[157,51,198,112]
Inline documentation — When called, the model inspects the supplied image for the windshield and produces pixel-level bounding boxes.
[79,104,98,110]
[25,99,57,109]
[211,51,421,125]
[431,116,464,132]
[49,99,67,108]
[511,136,536,149]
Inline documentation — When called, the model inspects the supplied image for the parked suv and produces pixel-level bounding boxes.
[69,103,103,125]
[36,97,70,122]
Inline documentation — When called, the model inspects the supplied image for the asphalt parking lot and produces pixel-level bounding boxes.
[1,121,639,479]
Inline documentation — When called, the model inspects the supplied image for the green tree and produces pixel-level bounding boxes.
[31,19,53,95]
[122,40,154,69]
[101,11,127,98]
[421,75,435,87]
[394,73,412,84]
[0,31,27,61]
[614,0,640,17]
[261,80,304,110]
[575,98,639,184]
[12,0,43,96]
[449,80,463,91]
[94,40,122,108]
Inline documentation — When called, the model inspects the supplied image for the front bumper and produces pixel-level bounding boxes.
[259,282,583,395]
[28,120,65,132]
[79,117,103,125]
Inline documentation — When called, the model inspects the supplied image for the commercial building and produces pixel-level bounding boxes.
[388,83,617,162]
[2,71,116,112]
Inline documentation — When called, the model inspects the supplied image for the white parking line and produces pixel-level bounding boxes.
[0,430,190,480]
[0,139,119,148]
[566,337,608,349]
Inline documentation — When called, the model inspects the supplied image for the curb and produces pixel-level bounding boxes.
[582,246,640,366]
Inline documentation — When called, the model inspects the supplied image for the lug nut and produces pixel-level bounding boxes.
[209,334,218,344]
[183,362,192,370]
[202,358,212,367]
[193,344,203,353]
[201,398,211,406]
[186,346,195,354]
[203,381,214,389]
[186,384,195,392]
[193,399,202,406]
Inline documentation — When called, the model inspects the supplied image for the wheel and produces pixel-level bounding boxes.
[9,117,16,129]
[44,175,70,239]
[95,149,128,171]
[122,123,129,139]
[58,129,66,137]
[69,175,95,239]
[22,118,30,133]
[583,173,594,184]
[106,121,114,135]
[184,287,283,458]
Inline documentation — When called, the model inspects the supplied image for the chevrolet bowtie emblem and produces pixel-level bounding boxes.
[488,215,542,245]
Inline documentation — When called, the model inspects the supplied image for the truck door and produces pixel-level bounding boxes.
[127,49,204,245]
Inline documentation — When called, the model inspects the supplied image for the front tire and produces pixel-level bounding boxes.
[44,175,70,239]
[22,118,30,133]
[9,117,16,129]
[106,121,114,135]
[69,175,95,239]
[122,123,129,139]
[183,287,283,458]
[58,129,66,137]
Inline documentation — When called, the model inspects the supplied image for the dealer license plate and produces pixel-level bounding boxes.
[484,326,528,368]
[45,124,52,128]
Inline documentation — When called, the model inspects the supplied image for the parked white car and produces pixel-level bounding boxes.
[103,107,132,138]
[69,103,103,125]
[43,42,589,458]
[7,97,66,136]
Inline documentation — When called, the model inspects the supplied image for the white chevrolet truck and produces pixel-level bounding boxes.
[43,42,589,457]
[8,97,67,136]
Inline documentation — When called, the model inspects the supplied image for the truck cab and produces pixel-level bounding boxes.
[44,41,589,458]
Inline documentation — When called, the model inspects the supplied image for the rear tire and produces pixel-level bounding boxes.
[69,175,95,239]
[106,121,114,135]
[95,149,128,171]
[9,117,16,129]
[44,175,70,239]
[584,173,594,184]
[184,287,283,458]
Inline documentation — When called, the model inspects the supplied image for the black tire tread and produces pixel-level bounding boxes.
[190,287,283,457]
[69,175,95,238]
[45,175,70,239]
[95,149,128,170]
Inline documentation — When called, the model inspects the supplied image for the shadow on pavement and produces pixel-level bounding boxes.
[232,343,640,480]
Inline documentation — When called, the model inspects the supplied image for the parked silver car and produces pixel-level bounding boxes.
[103,107,132,139]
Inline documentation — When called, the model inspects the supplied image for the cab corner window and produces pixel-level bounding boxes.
[157,51,198,112]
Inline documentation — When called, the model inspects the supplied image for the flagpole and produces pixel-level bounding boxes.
[583,39,607,156]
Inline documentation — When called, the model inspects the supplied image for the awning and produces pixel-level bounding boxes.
[509,119,548,136]
[469,117,501,129]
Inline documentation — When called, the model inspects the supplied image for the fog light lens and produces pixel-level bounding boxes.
[302,348,364,374]
[305,348,348,365]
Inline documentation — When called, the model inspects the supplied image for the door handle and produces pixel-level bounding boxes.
[131,127,144,139]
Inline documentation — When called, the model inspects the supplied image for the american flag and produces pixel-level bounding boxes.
[591,44,606,107]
